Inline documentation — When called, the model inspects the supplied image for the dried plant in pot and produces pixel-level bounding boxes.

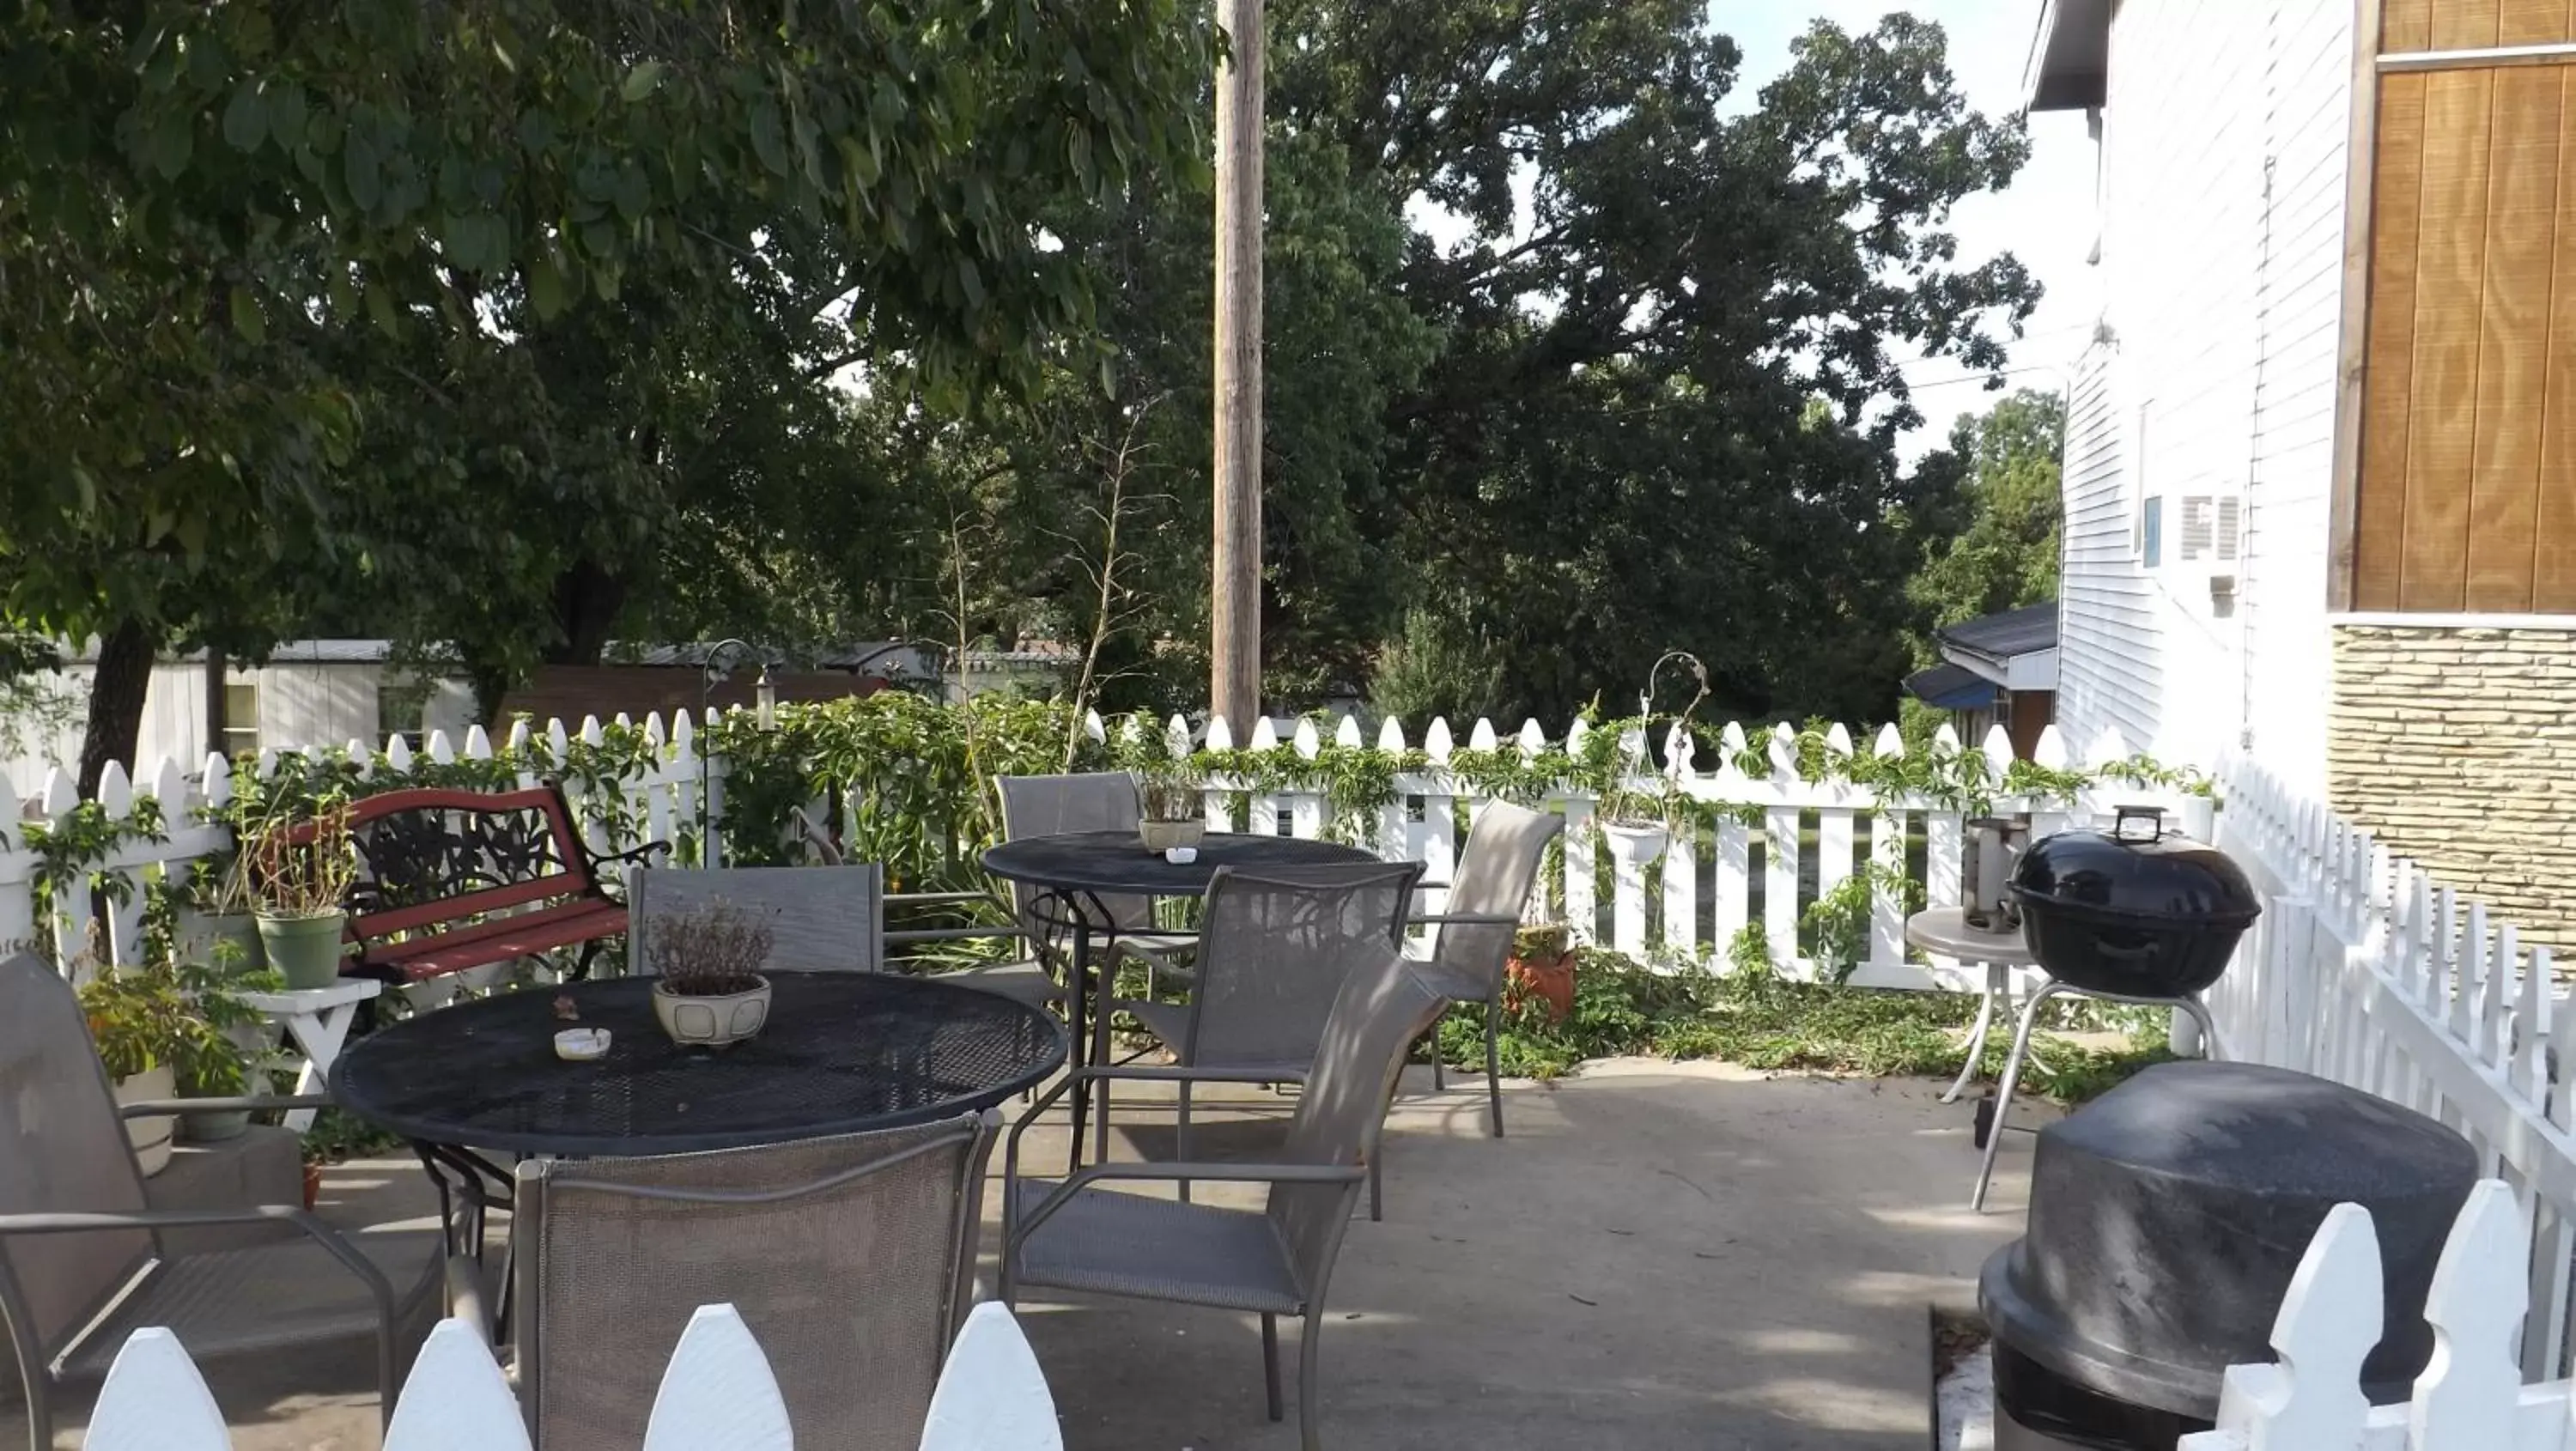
[242,801,359,989]
[1137,774,1205,853]
[647,899,776,1048]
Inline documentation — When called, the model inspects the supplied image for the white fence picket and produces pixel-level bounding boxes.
[85,1302,1061,1451]
[2181,1181,2568,1451]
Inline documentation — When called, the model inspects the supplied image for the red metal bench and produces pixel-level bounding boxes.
[298,784,664,983]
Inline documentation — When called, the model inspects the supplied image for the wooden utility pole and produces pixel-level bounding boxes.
[1209,0,1264,732]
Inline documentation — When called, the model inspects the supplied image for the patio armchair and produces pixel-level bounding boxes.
[1405,800,1564,1137]
[994,771,1197,985]
[630,862,1060,1007]
[999,952,1448,1451]
[507,1110,997,1451]
[0,952,439,1451]
[1121,863,1421,1207]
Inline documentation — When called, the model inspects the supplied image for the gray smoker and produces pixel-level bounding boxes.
[1978,1061,2476,1450]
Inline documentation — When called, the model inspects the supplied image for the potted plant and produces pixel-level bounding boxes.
[77,957,256,1173]
[170,944,285,1143]
[242,801,358,989]
[1504,924,1577,1023]
[1597,783,1674,866]
[1138,774,1206,853]
[170,851,264,974]
[647,899,776,1048]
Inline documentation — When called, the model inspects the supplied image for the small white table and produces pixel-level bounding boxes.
[239,979,383,1132]
[1904,907,2037,1105]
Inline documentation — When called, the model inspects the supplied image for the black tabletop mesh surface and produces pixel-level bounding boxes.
[978,829,1377,895]
[330,973,1066,1155]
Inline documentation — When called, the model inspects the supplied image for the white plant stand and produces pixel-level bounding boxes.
[238,979,383,1132]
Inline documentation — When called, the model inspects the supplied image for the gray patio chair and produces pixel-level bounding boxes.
[509,1110,997,1451]
[999,952,1447,1451]
[629,862,1060,1007]
[1406,800,1564,1137]
[0,952,438,1451]
[1123,863,1421,1200]
[994,771,1196,980]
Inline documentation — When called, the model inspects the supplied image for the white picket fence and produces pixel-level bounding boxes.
[2209,756,2576,1383]
[2,706,2181,987]
[0,713,713,973]
[81,1301,1059,1451]
[2181,1180,2574,1450]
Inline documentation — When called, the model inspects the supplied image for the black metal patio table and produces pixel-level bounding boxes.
[978,829,1380,1169]
[330,970,1066,1293]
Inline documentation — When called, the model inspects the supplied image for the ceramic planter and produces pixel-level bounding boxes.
[653,974,774,1048]
[179,1105,252,1143]
[113,1065,177,1177]
[174,908,264,973]
[257,911,349,989]
[1601,822,1669,866]
[1504,946,1578,1023]
[1139,818,1206,853]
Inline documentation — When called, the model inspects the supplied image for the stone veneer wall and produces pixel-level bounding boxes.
[2329,624,2576,953]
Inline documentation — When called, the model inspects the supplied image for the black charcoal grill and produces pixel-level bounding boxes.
[1979,1061,2475,1450]
[2012,806,2262,998]
[1969,806,2262,1211]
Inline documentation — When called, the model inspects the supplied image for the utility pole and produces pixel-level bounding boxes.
[1209,0,1264,733]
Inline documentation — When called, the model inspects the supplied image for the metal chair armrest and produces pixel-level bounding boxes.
[0,1206,399,1319]
[592,840,671,868]
[1408,912,1522,926]
[889,890,1005,908]
[885,926,1033,945]
[1002,1062,1305,1187]
[1010,1162,1366,1250]
[118,1093,332,1120]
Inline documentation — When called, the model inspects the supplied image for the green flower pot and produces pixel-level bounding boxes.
[256,912,349,990]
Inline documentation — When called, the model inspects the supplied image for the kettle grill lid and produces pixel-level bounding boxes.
[2012,806,2260,923]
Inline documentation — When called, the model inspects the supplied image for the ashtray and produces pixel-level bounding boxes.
[554,1028,611,1062]
[1163,846,1199,865]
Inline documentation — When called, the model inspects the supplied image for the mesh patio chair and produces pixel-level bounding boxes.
[993,772,1196,981]
[510,1110,997,1451]
[1122,863,1421,1199]
[999,953,1448,1451]
[647,858,1060,1008]
[1405,800,1564,1137]
[0,952,439,1451]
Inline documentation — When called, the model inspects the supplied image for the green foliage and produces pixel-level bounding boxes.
[1,0,1213,770]
[1436,949,2174,1102]
[1905,389,2066,661]
[77,952,277,1094]
[1801,862,1923,987]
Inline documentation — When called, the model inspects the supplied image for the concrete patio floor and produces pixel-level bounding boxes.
[21,1063,2050,1451]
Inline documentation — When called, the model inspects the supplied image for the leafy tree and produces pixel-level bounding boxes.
[0,0,1209,786]
[1279,6,2041,725]
[1905,388,2065,659]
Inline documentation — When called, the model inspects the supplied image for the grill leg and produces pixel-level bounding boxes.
[1261,1313,1284,1422]
[1943,962,2008,1104]
[2179,995,2223,1061]
[1974,980,2062,1212]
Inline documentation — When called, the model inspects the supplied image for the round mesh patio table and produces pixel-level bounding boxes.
[330,971,1067,1157]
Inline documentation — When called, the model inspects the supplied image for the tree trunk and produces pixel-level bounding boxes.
[546,557,627,665]
[77,619,155,799]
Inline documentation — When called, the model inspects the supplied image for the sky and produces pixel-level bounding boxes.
[1710,1,2099,452]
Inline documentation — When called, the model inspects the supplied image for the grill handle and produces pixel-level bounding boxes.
[2112,805,2166,843]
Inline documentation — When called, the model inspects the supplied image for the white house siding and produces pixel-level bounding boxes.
[2054,343,2165,757]
[2055,0,2351,790]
